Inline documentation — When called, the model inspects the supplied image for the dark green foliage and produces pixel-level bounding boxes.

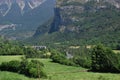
[73,57,91,68]
[0,60,21,72]
[116,54,120,69]
[24,47,50,58]
[0,59,47,78]
[0,37,47,58]
[50,48,92,67]
[51,49,65,62]
[51,49,75,66]
[116,45,120,50]
[91,44,120,72]
[0,41,24,55]
[51,54,75,66]
[67,46,92,68]
[24,47,40,58]
[20,59,46,78]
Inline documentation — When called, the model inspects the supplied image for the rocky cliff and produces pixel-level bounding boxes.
[33,0,120,48]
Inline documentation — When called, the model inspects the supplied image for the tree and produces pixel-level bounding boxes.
[91,44,120,72]
[0,59,47,78]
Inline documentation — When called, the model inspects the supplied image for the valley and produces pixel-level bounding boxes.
[0,0,120,80]
[0,36,120,80]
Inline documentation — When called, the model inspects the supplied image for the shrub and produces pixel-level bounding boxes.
[25,60,47,78]
[91,44,120,73]
[0,59,47,78]
[73,57,91,68]
[0,60,20,72]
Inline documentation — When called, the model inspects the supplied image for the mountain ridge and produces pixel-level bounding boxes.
[0,0,46,16]
[32,0,120,48]
[0,0,55,39]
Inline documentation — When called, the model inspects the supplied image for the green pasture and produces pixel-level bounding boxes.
[0,56,120,80]
[113,50,120,53]
[0,55,22,64]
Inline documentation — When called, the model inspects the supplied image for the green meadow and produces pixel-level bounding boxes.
[0,55,22,64]
[0,56,120,80]
[113,50,120,54]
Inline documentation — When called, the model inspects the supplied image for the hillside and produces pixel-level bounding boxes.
[32,0,120,49]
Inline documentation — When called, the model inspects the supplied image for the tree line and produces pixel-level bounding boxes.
[51,44,120,73]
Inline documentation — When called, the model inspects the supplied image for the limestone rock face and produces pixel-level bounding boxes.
[0,0,46,16]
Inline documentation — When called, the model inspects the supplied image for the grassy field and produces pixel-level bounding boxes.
[113,50,120,53]
[0,71,35,80]
[0,56,120,80]
[0,55,23,64]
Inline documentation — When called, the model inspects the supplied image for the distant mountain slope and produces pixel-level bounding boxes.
[0,0,55,39]
[0,0,43,16]
[32,0,120,48]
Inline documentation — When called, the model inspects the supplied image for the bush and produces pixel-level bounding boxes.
[51,51,75,66]
[0,59,47,78]
[91,44,120,73]
[0,60,20,72]
[25,60,47,78]
[73,57,91,68]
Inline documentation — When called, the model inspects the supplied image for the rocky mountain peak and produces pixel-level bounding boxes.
[0,0,46,16]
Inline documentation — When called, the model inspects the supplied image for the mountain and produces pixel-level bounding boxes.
[32,0,120,49]
[0,0,45,16]
[0,0,55,39]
